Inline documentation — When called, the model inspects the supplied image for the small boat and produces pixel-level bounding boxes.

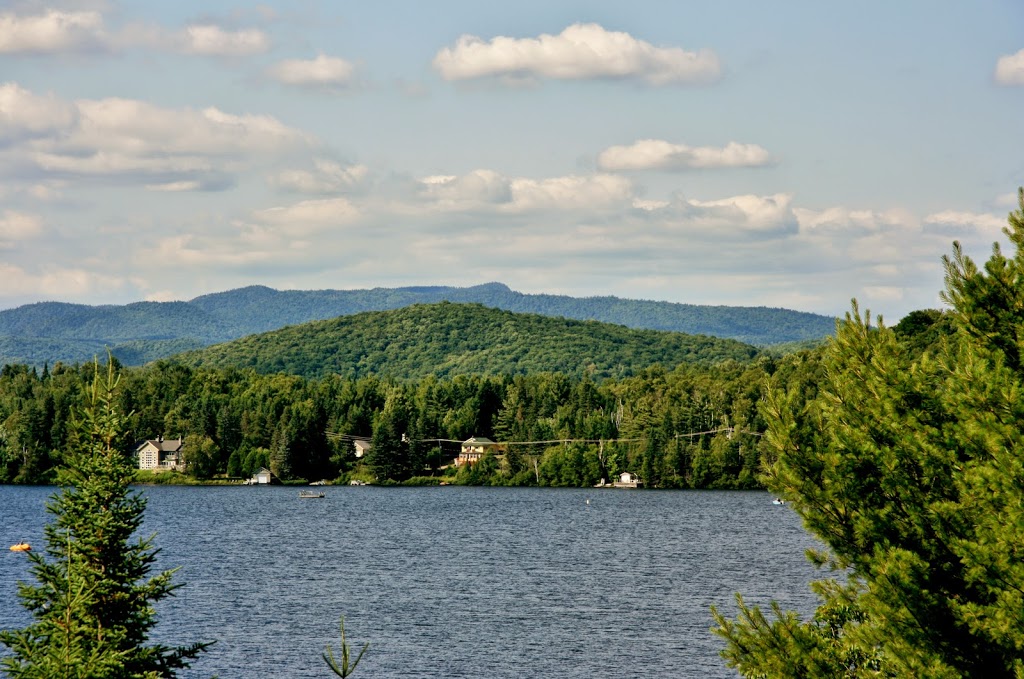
[299,490,325,499]
[9,542,31,552]
[772,498,786,505]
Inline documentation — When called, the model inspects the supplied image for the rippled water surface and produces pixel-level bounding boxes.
[1,485,822,677]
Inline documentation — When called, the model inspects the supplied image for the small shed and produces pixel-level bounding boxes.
[353,440,371,459]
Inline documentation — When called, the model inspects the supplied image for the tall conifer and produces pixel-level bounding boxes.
[713,188,1024,677]
[0,360,210,678]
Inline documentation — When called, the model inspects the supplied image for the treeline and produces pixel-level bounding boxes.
[0,353,817,489]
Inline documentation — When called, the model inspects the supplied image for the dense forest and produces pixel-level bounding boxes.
[175,303,761,380]
[0,282,836,367]
[0,354,787,488]
[0,308,944,489]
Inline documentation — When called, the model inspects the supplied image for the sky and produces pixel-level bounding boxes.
[1,1,1022,320]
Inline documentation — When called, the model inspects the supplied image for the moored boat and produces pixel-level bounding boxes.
[299,490,325,499]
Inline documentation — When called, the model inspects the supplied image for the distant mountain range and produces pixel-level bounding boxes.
[0,282,837,368]
[175,303,762,380]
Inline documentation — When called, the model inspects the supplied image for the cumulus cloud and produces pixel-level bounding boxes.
[0,10,269,58]
[176,24,269,56]
[598,139,772,171]
[794,206,916,234]
[995,49,1024,85]
[0,9,106,54]
[682,193,795,232]
[433,23,721,85]
[0,82,78,143]
[268,54,355,88]
[274,160,368,194]
[632,193,796,234]
[1,84,311,188]
[416,170,633,213]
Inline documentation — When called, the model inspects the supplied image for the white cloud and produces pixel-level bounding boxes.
[507,174,633,212]
[2,85,311,187]
[268,54,355,88]
[639,193,796,233]
[417,170,513,209]
[177,24,269,56]
[0,262,130,301]
[795,206,916,234]
[416,170,633,213]
[0,82,77,142]
[995,49,1024,85]
[433,23,721,85]
[27,182,65,201]
[145,180,216,192]
[274,160,368,194]
[252,197,360,227]
[685,193,795,231]
[0,210,44,246]
[0,9,106,54]
[0,10,269,58]
[923,210,1006,238]
[154,234,279,268]
[598,139,771,171]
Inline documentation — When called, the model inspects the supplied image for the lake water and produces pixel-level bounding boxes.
[1,485,822,678]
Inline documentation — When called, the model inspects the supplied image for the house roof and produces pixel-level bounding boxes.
[462,436,496,445]
[135,438,183,453]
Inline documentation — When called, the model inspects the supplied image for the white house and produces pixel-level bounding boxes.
[135,437,184,471]
[456,436,499,466]
[353,440,371,458]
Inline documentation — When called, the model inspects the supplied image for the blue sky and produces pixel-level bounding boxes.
[1,0,1022,320]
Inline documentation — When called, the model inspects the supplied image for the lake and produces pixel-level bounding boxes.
[1,485,822,677]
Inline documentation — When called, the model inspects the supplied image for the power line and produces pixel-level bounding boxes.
[327,427,762,447]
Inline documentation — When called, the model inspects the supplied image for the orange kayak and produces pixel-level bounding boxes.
[9,542,31,552]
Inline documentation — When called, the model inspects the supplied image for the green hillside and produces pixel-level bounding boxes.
[175,302,760,380]
[0,282,835,367]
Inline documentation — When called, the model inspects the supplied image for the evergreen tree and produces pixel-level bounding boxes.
[367,391,410,481]
[713,189,1024,677]
[0,360,210,678]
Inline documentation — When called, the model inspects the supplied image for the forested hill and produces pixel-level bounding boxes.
[174,303,761,380]
[188,282,836,345]
[0,282,835,368]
